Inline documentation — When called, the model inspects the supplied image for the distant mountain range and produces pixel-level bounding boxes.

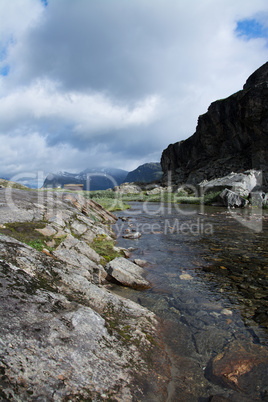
[42,163,163,190]
[43,168,128,191]
[124,163,163,183]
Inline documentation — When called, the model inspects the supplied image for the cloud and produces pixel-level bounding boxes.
[0,79,162,139]
[0,0,267,183]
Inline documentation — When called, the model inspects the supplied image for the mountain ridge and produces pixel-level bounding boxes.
[42,162,163,190]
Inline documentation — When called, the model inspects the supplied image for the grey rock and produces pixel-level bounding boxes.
[146,186,165,195]
[0,236,168,400]
[134,259,148,267]
[70,220,89,236]
[219,189,249,208]
[105,257,151,290]
[123,231,142,239]
[114,183,141,194]
[199,170,262,197]
[35,225,57,237]
[0,188,169,399]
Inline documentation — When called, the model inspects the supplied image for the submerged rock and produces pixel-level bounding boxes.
[205,340,268,396]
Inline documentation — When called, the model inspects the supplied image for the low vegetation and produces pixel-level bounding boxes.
[90,234,123,264]
[83,189,221,209]
[0,221,65,252]
[0,179,30,190]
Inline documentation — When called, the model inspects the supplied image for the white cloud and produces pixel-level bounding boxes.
[0,0,267,181]
[0,79,162,138]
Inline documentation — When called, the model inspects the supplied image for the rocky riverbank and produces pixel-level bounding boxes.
[0,188,170,401]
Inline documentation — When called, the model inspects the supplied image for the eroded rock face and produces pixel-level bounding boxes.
[161,62,268,190]
[0,188,170,400]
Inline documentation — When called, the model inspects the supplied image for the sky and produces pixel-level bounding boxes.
[0,0,267,186]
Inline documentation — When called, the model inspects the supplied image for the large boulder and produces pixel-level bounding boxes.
[105,257,151,290]
[199,170,262,197]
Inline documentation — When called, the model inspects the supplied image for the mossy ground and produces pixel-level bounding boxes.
[0,221,66,252]
[90,234,123,264]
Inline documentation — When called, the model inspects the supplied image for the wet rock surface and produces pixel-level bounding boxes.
[0,189,170,400]
[205,340,268,395]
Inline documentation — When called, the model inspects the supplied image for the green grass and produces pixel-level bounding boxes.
[90,234,123,264]
[0,179,31,190]
[84,189,201,207]
[92,197,130,212]
[202,191,221,205]
[0,221,66,252]
[83,190,131,211]
[26,239,45,251]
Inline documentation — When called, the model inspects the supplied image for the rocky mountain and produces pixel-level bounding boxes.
[124,162,163,183]
[43,163,163,191]
[43,167,128,190]
[161,62,268,190]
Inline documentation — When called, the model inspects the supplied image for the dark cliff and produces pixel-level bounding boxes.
[161,62,268,189]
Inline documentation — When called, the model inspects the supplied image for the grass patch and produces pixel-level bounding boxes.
[26,239,45,252]
[83,191,130,211]
[91,234,123,264]
[0,221,66,252]
[92,197,130,212]
[0,179,31,190]
[203,191,221,205]
[0,221,46,243]
[84,189,202,207]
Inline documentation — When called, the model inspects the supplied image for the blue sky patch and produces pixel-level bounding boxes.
[0,65,10,76]
[235,18,267,40]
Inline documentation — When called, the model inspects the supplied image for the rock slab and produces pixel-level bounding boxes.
[105,257,151,289]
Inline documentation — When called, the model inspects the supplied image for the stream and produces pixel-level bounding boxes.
[111,202,268,401]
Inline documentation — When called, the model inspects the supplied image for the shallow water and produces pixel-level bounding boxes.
[111,202,268,401]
